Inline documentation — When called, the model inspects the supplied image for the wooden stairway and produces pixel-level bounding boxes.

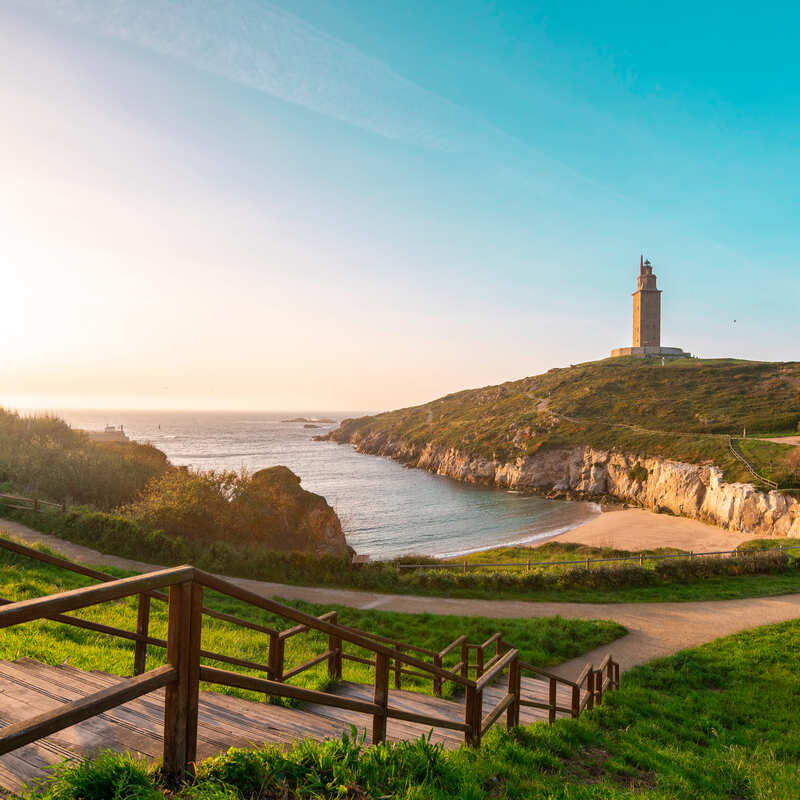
[0,658,583,793]
[0,538,618,792]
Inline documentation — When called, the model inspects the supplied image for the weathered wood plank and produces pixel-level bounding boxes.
[0,666,176,756]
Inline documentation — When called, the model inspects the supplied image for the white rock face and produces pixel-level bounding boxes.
[344,431,800,538]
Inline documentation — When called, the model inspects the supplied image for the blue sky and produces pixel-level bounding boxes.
[1,1,798,410]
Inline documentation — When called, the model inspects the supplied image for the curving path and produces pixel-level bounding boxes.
[2,519,800,679]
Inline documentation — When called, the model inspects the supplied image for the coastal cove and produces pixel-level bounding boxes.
[56,410,600,559]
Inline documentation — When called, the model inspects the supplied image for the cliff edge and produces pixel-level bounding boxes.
[322,358,800,538]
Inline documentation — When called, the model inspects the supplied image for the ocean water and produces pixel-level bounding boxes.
[58,410,599,559]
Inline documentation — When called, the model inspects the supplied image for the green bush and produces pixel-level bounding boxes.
[654,550,790,580]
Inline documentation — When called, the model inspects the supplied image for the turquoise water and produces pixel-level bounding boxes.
[59,410,599,559]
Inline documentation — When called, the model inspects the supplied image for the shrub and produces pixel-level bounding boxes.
[627,463,649,483]
[654,550,791,580]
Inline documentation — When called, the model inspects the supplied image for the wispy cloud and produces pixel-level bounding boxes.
[20,0,494,149]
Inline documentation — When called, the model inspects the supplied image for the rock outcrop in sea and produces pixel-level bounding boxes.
[324,425,800,538]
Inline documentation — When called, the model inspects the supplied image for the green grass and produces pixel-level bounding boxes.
[0,546,624,705]
[736,437,800,487]
[329,357,800,484]
[22,619,800,799]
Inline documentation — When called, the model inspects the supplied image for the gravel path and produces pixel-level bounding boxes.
[3,518,799,679]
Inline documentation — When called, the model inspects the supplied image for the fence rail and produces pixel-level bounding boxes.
[729,437,779,490]
[394,543,800,573]
[0,493,65,513]
[0,534,618,783]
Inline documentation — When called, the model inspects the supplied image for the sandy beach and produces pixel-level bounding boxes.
[542,507,760,552]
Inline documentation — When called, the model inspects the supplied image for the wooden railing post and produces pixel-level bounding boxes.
[476,646,484,679]
[372,651,390,744]
[571,683,580,718]
[460,641,469,679]
[394,646,403,690]
[327,612,342,679]
[269,632,285,682]
[162,579,202,785]
[613,662,620,689]
[184,582,203,769]
[433,654,443,697]
[133,593,151,676]
[586,666,595,710]
[464,684,482,746]
[595,669,603,705]
[548,676,557,724]
[506,656,520,728]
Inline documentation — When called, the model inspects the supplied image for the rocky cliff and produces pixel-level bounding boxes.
[326,426,800,538]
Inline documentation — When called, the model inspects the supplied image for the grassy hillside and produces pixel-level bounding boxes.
[22,619,800,799]
[332,357,800,485]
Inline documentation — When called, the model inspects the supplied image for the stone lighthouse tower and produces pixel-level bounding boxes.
[633,255,661,347]
[610,256,691,359]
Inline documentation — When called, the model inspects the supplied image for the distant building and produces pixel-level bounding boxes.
[610,256,691,359]
[80,425,130,443]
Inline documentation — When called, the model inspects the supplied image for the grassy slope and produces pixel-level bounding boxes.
[23,620,800,799]
[334,357,800,485]
[0,548,623,704]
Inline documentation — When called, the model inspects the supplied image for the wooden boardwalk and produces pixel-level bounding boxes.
[0,658,577,794]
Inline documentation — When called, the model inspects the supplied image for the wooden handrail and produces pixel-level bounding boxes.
[282,650,336,680]
[518,660,578,689]
[480,692,515,735]
[0,566,195,628]
[279,610,338,640]
[195,570,474,688]
[438,634,467,658]
[575,662,593,688]
[198,666,382,715]
[386,706,469,732]
[475,649,518,691]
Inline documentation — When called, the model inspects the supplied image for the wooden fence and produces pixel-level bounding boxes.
[0,494,65,514]
[394,542,800,572]
[728,437,779,490]
[0,536,618,783]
